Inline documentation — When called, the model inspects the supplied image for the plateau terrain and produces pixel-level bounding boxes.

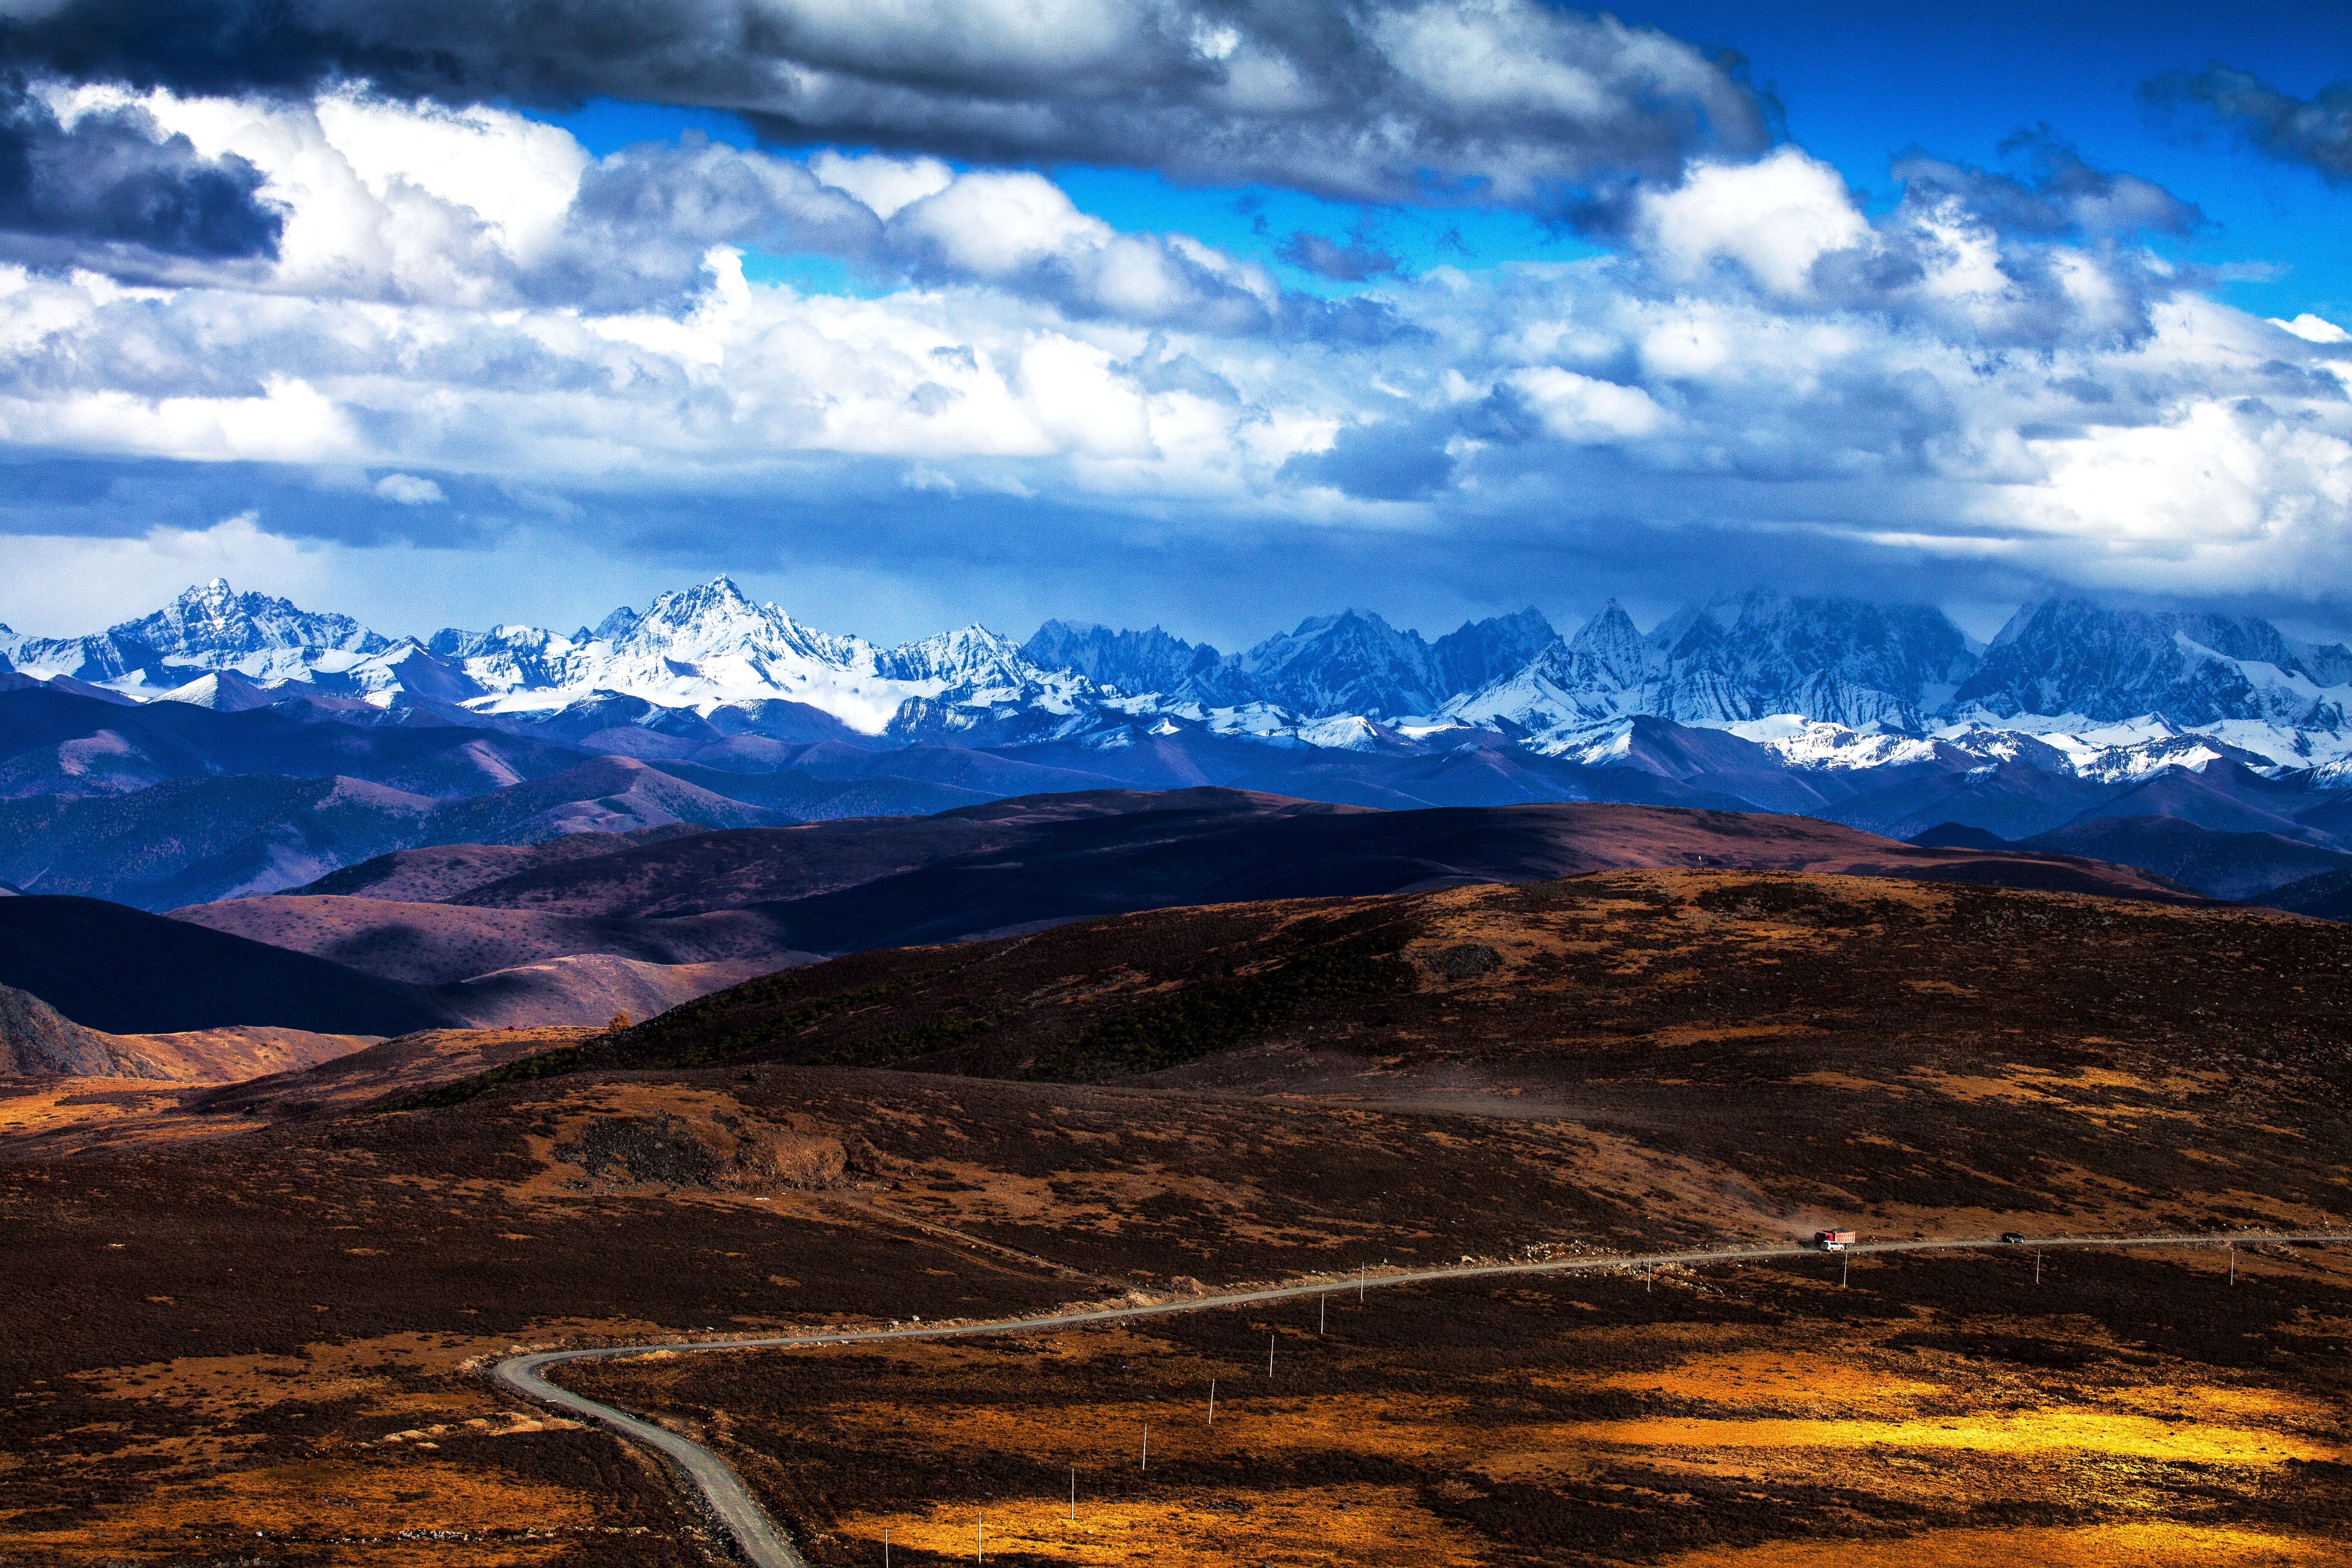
[4,859,2349,1565]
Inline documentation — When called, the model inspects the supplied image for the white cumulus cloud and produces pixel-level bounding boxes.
[373,472,446,505]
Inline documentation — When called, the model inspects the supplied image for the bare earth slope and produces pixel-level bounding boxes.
[167,895,812,985]
[436,954,792,1029]
[0,980,372,1081]
[526,868,2348,1124]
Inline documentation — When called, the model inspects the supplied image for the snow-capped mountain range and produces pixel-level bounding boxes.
[6,576,2352,792]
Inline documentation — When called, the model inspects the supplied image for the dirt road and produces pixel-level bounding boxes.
[492,1229,2346,1568]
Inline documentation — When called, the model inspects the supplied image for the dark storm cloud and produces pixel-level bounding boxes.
[2143,64,2352,184]
[0,80,282,266]
[0,0,1772,212]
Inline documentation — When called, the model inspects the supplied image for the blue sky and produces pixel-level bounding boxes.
[0,0,2349,650]
[547,2,2352,322]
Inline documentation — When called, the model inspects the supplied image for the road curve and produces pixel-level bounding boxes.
[492,1229,2348,1568]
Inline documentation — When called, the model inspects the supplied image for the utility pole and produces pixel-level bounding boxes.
[884,1526,890,1568]
[1068,1467,1075,1522]
[1208,1378,1216,1425]
[977,1513,984,1564]
[1319,1295,1326,1334]
[1141,1421,1148,1470]
[1268,1333,1276,1377]
[2229,1242,2236,1286]
[1359,1264,1366,1302]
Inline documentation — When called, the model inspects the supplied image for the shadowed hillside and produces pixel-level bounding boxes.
[0,896,464,1036]
[192,792,2208,988]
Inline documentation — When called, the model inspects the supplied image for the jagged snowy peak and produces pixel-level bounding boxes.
[0,624,164,686]
[465,577,919,732]
[1726,715,1952,771]
[16,576,2352,781]
[1240,609,1447,719]
[1955,598,2352,728]
[1230,606,1564,722]
[2044,727,2281,785]
[1563,599,1645,690]
[1023,621,1212,689]
[120,578,387,665]
[460,580,1107,742]
[1429,608,1559,697]
[1443,602,1653,735]
[878,624,1035,689]
[616,577,873,673]
[1447,592,1977,741]
[1640,591,1978,728]
[336,642,483,704]
[426,623,598,694]
[0,578,399,692]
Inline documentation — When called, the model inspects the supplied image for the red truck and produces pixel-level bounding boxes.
[1813,1229,1857,1251]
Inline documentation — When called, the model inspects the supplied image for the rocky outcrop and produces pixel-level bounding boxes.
[0,982,158,1077]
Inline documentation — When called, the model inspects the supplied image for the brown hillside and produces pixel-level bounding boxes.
[446,794,2202,930]
[562,869,2339,1109]
[215,794,2206,988]
[7,871,2350,1566]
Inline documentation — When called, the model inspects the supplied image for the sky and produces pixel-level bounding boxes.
[0,0,2349,652]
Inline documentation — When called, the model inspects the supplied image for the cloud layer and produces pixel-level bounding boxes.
[0,86,2340,630]
[0,14,2343,643]
[0,0,1769,211]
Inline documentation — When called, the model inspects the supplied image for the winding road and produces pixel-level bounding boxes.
[492,1229,2348,1568]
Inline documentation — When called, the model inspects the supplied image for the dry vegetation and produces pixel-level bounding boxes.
[571,1244,2352,1568]
[5,869,2352,1565]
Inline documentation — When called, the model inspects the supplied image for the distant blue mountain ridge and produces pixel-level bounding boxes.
[5,576,2352,914]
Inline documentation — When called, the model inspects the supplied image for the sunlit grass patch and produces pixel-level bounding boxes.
[839,1483,1485,1568]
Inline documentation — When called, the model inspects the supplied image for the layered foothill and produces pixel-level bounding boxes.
[0,895,464,1037]
[239,790,2206,964]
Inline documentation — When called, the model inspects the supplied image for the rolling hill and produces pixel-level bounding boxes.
[164,791,2207,995]
[0,896,464,1037]
[169,895,810,985]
